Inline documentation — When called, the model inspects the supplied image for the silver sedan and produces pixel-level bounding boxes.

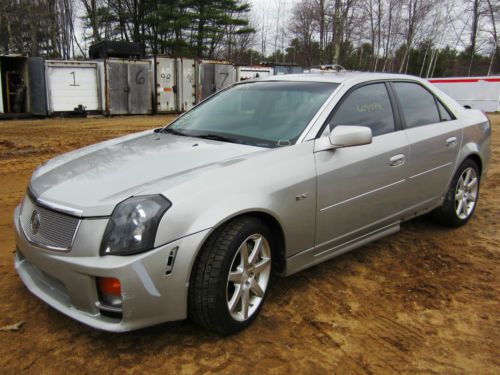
[13,73,491,334]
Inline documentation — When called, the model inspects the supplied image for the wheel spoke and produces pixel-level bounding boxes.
[467,177,478,190]
[469,192,477,202]
[464,169,472,185]
[462,199,469,217]
[455,190,464,200]
[248,236,262,265]
[228,285,242,312]
[228,269,243,283]
[458,175,465,190]
[252,258,271,275]
[238,242,249,269]
[456,199,464,216]
[241,288,250,319]
[250,278,264,297]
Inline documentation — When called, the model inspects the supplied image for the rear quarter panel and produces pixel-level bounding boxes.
[455,109,491,179]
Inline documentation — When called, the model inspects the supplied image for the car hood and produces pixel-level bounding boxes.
[30,131,263,217]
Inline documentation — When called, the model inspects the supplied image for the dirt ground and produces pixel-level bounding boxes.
[0,114,498,374]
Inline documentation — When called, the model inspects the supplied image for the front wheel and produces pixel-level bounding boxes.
[431,159,480,227]
[188,217,273,335]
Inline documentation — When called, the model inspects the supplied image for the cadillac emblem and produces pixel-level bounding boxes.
[30,210,41,235]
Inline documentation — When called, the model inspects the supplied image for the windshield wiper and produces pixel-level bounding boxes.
[195,134,241,144]
[161,127,190,137]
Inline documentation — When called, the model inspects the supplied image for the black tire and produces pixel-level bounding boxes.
[431,159,480,227]
[188,217,273,335]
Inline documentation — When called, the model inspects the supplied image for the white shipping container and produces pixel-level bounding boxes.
[155,57,177,113]
[236,66,273,81]
[46,61,101,113]
[428,77,500,112]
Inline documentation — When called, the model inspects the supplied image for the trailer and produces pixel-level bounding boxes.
[45,60,102,114]
[104,58,152,115]
[0,55,46,117]
[198,60,235,101]
[235,66,273,82]
[428,77,500,112]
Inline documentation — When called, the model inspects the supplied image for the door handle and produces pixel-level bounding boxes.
[446,137,457,148]
[389,154,405,167]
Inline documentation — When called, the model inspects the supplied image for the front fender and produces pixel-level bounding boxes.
[153,142,317,258]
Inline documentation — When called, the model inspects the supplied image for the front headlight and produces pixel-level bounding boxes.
[100,195,171,256]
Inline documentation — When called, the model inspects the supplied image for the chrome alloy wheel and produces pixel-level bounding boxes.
[455,167,478,220]
[226,234,271,321]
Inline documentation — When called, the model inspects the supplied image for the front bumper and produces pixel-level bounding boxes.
[13,204,210,332]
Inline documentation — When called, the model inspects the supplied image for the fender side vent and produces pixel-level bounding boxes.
[165,247,178,276]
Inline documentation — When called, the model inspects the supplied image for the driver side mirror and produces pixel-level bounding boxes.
[315,125,372,152]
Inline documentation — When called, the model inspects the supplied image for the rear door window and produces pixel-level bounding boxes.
[329,83,395,137]
[392,82,441,128]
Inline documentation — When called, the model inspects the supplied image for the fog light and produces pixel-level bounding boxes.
[97,277,122,308]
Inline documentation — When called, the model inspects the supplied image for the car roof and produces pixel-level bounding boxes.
[258,72,423,85]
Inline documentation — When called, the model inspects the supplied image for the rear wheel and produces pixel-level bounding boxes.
[188,217,272,335]
[431,159,480,227]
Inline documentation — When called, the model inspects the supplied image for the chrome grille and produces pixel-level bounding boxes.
[20,195,80,251]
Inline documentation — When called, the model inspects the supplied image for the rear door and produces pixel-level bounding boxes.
[214,64,234,92]
[200,63,215,100]
[314,82,410,252]
[107,60,128,115]
[28,57,47,116]
[127,61,150,114]
[390,81,462,209]
[156,57,176,112]
[46,61,100,113]
[177,58,196,112]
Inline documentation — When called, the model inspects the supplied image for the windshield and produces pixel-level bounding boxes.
[164,81,339,148]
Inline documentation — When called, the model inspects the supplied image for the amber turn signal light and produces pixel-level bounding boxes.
[97,277,121,296]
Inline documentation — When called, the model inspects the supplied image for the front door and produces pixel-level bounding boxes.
[315,82,410,254]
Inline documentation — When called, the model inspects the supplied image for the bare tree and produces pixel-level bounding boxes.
[485,0,499,75]
[289,0,318,67]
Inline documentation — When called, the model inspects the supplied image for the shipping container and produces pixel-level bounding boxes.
[45,60,102,114]
[198,60,235,101]
[273,65,304,75]
[104,58,152,115]
[0,55,46,117]
[429,77,500,112]
[153,56,177,113]
[177,58,196,112]
[235,66,273,82]
[89,41,144,59]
